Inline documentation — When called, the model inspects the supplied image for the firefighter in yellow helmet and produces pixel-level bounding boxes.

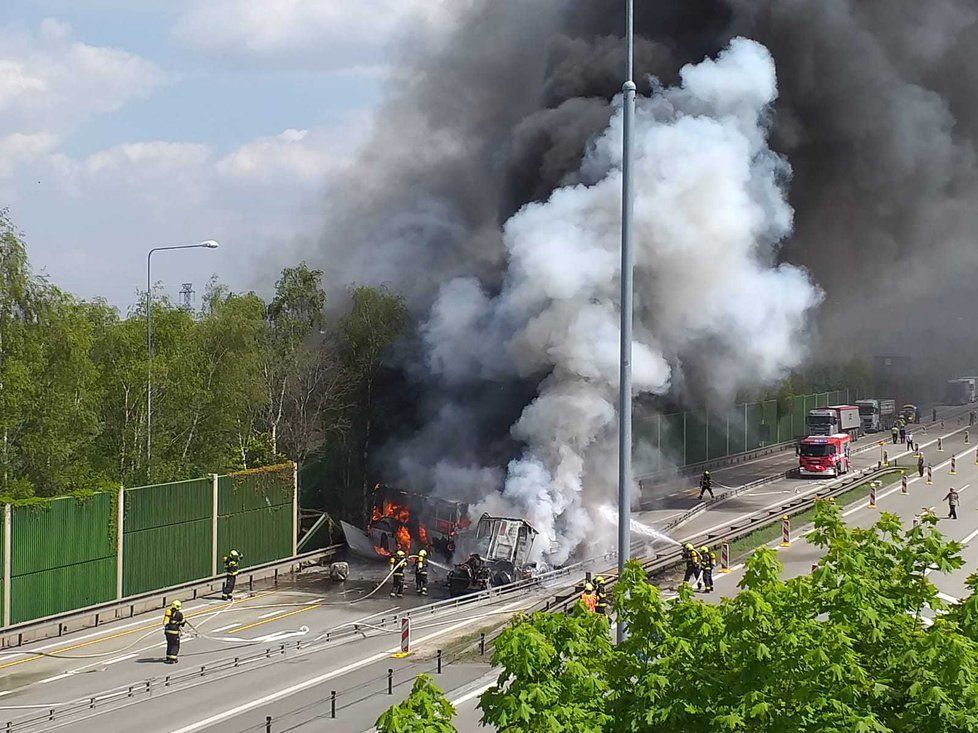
[699,545,717,593]
[222,549,242,600]
[163,600,186,664]
[593,576,609,616]
[389,549,406,598]
[415,548,429,596]
[682,543,701,586]
[580,582,597,613]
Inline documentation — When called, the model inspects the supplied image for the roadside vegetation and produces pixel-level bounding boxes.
[0,210,409,505]
[380,500,978,731]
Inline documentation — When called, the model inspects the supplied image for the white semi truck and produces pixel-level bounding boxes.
[806,405,861,439]
[855,398,896,433]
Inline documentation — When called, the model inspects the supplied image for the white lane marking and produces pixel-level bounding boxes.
[170,597,532,733]
[258,610,282,619]
[304,598,321,605]
[103,653,138,666]
[37,673,72,685]
[210,623,238,633]
[452,679,496,706]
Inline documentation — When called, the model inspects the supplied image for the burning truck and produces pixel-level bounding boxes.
[340,484,470,560]
[446,514,540,595]
[340,485,540,595]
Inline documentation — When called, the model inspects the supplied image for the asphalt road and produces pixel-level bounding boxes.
[2,406,974,732]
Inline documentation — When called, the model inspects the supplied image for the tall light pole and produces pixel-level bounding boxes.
[146,240,220,474]
[617,0,636,644]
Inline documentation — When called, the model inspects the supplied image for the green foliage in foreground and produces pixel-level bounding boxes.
[383,500,978,731]
[376,674,457,733]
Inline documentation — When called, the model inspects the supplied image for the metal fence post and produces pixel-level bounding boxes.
[291,461,299,557]
[744,402,749,452]
[683,411,687,466]
[705,409,709,460]
[211,474,219,576]
[116,487,125,599]
[656,415,662,472]
[2,504,10,627]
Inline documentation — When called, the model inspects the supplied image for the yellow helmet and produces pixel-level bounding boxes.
[594,576,605,584]
[396,549,405,557]
[700,546,709,553]
[171,600,182,610]
[584,583,594,592]
[418,549,427,557]
[684,543,693,550]
[230,550,239,558]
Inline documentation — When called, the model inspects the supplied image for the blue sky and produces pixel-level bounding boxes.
[0,1,430,309]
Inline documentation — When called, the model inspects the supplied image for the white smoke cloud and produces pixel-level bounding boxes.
[423,38,822,563]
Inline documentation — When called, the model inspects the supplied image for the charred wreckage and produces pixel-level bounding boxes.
[341,484,540,595]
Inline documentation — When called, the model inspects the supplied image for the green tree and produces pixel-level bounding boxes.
[474,500,978,732]
[480,609,614,732]
[376,674,457,733]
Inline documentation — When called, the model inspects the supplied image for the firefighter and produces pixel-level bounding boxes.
[163,600,186,664]
[389,549,406,598]
[594,576,609,616]
[415,548,429,596]
[699,545,717,593]
[891,425,899,444]
[221,549,241,600]
[898,424,906,443]
[682,543,701,586]
[917,452,925,478]
[698,470,714,500]
[580,582,597,612]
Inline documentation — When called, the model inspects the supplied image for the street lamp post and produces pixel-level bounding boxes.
[146,240,219,474]
[617,0,636,644]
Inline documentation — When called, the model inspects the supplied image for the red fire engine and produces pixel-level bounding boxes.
[798,433,852,477]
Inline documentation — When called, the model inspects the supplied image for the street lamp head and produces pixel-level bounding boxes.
[199,240,220,249]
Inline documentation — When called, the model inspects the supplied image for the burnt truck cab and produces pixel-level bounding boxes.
[447,514,539,596]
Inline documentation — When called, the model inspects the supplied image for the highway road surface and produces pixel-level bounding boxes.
[1,407,974,731]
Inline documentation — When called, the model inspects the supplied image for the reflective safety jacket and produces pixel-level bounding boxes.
[700,551,717,570]
[683,547,701,569]
[163,607,186,636]
[415,556,428,575]
[595,586,609,612]
[390,556,406,577]
[223,554,241,576]
[580,591,597,612]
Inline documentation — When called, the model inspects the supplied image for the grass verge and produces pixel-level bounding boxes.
[725,468,906,562]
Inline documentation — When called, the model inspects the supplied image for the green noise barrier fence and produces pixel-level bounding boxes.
[635,389,853,475]
[1,463,297,627]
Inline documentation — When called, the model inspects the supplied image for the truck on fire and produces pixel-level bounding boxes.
[447,514,539,596]
[798,433,852,477]
[855,398,896,433]
[805,405,861,439]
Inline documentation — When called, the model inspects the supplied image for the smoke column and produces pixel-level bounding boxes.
[313,1,978,559]
[418,38,819,562]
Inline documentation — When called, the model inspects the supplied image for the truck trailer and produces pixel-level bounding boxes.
[805,405,861,439]
[945,378,977,405]
[855,399,896,433]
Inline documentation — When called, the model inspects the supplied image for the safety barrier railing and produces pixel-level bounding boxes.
[0,544,344,649]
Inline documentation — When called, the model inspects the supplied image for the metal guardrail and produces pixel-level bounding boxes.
[0,545,344,649]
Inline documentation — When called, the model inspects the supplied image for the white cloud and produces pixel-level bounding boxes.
[0,116,368,306]
[216,127,351,184]
[173,0,453,71]
[0,18,167,137]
